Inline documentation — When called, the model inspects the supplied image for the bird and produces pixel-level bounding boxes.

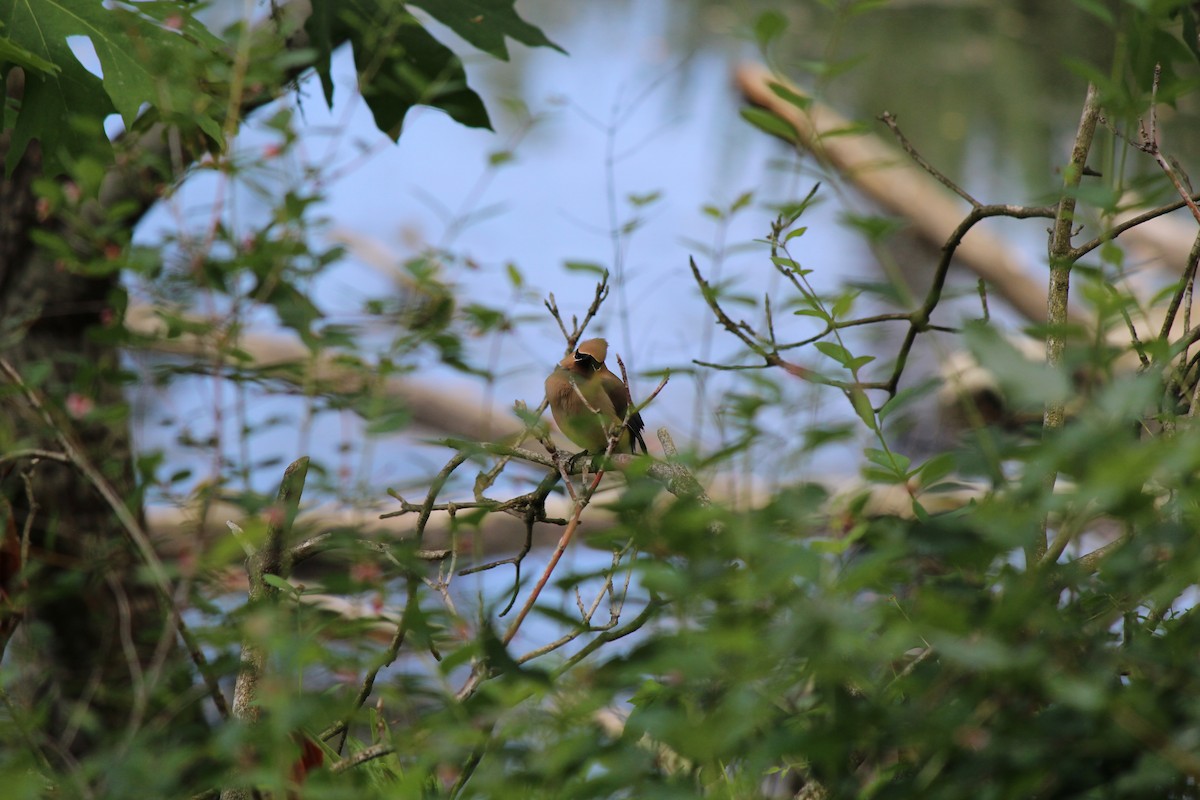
[545,338,648,455]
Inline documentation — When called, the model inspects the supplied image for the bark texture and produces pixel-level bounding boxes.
[0,70,200,762]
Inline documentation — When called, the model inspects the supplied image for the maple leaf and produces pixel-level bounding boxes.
[0,0,223,175]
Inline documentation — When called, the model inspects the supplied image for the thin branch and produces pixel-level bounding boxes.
[1136,63,1200,227]
[289,533,451,567]
[1040,82,1102,566]
[0,449,70,467]
[329,743,396,774]
[322,450,470,750]
[689,256,821,382]
[553,598,665,675]
[1071,193,1200,261]
[885,202,1057,395]
[500,468,606,647]
[879,111,980,206]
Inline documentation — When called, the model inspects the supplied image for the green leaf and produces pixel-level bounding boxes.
[848,385,877,431]
[563,260,607,275]
[753,10,787,49]
[784,225,808,243]
[1,0,223,175]
[848,354,876,370]
[628,190,662,207]
[740,106,799,144]
[505,262,523,288]
[365,409,412,435]
[878,379,939,421]
[0,28,59,75]
[2,1,108,174]
[841,212,906,243]
[262,574,299,596]
[815,341,854,367]
[1069,0,1113,25]
[406,0,565,60]
[865,447,910,475]
[767,80,811,112]
[831,290,860,319]
[916,452,956,488]
[307,0,492,136]
[963,322,1070,408]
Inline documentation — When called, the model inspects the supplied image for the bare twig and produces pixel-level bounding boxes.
[1071,193,1200,262]
[289,533,450,566]
[322,450,470,750]
[1135,64,1200,227]
[500,468,606,647]
[329,742,396,774]
[885,203,1058,396]
[689,256,823,383]
[879,111,980,206]
[0,449,70,467]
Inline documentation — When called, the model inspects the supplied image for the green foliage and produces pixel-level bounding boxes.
[0,0,225,173]
[306,0,491,136]
[405,0,565,61]
[11,1,1200,799]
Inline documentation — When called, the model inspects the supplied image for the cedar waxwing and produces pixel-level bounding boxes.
[545,338,648,454]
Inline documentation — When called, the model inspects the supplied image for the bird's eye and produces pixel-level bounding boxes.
[574,352,599,370]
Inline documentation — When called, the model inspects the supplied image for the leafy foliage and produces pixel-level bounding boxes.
[7,1,1200,799]
[307,0,491,136]
[0,0,225,173]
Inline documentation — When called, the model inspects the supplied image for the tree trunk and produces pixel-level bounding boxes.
[0,70,204,766]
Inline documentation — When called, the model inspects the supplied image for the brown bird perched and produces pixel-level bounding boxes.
[545,338,648,454]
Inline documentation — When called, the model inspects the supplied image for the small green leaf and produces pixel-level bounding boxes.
[848,385,878,431]
[1070,0,1114,25]
[917,452,956,488]
[784,226,809,243]
[815,341,853,367]
[842,212,906,243]
[861,466,900,483]
[365,410,412,435]
[740,107,799,144]
[865,447,910,474]
[263,574,298,595]
[768,81,812,112]
[628,190,662,207]
[753,10,788,48]
[831,290,861,320]
[505,262,523,288]
[848,354,876,370]
[563,260,607,275]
